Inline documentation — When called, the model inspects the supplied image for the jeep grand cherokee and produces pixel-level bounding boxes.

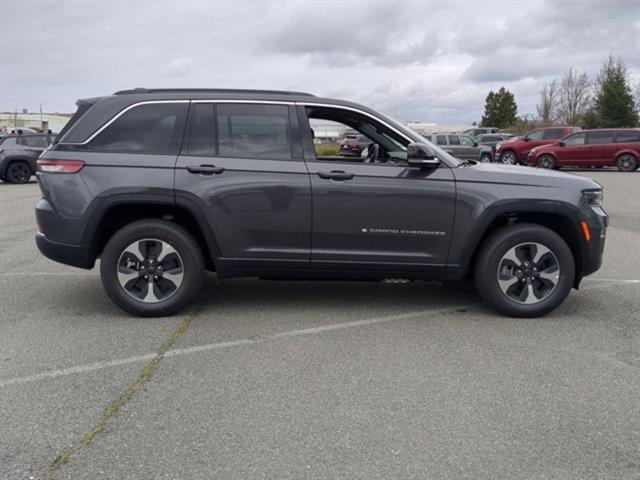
[35,88,608,317]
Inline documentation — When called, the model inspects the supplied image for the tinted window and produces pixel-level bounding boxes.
[616,131,640,143]
[527,130,544,140]
[24,136,48,148]
[586,131,615,144]
[447,135,461,145]
[436,135,447,145]
[564,133,585,145]
[185,103,216,156]
[90,103,188,155]
[460,135,475,146]
[217,104,292,160]
[542,128,565,140]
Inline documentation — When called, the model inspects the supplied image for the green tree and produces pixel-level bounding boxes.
[593,55,638,127]
[481,87,517,128]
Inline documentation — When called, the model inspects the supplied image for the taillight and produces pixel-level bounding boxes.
[37,159,85,174]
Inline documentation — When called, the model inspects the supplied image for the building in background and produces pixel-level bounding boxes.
[0,112,71,133]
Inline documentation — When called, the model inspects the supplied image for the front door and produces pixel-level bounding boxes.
[174,102,311,271]
[300,106,456,272]
[557,132,587,166]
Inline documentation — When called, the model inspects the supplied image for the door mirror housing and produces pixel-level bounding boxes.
[407,142,440,168]
[557,141,565,147]
[523,136,530,142]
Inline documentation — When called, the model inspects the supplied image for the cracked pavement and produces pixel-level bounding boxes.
[1,171,639,479]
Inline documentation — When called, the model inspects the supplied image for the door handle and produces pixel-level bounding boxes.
[186,164,225,175]
[317,170,355,181]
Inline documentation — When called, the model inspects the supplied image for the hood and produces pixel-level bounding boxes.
[456,162,601,190]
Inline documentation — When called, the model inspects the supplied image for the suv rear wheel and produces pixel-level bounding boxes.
[474,223,575,317]
[5,161,32,184]
[616,154,637,172]
[100,219,205,316]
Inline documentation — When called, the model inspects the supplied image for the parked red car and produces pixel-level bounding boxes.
[528,129,640,172]
[495,126,578,165]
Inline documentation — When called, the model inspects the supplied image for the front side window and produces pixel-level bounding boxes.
[89,103,188,155]
[460,135,475,146]
[586,131,614,144]
[217,104,292,160]
[563,133,585,145]
[527,130,544,140]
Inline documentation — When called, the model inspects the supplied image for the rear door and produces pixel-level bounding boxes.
[174,102,311,272]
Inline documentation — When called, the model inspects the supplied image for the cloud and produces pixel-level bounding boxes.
[0,0,637,125]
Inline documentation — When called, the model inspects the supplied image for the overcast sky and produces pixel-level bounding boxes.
[1,0,638,124]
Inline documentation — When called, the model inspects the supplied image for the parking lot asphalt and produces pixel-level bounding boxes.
[1,170,639,480]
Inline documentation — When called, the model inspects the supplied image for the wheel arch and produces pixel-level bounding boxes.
[0,156,34,177]
[85,196,221,271]
[460,202,586,286]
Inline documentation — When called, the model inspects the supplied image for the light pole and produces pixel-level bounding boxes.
[39,101,52,123]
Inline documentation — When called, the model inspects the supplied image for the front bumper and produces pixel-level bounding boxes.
[579,205,608,280]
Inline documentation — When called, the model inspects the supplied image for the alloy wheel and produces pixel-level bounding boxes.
[501,152,517,165]
[116,238,184,303]
[497,242,560,304]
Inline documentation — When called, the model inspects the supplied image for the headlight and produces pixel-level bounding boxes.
[583,189,603,207]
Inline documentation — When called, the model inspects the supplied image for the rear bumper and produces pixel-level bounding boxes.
[35,233,94,269]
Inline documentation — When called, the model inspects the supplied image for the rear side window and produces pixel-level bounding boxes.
[542,128,565,140]
[217,104,292,160]
[23,136,48,148]
[447,135,461,145]
[616,131,640,143]
[89,103,188,155]
[586,131,615,144]
[436,135,447,145]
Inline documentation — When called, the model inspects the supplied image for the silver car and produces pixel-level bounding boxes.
[423,133,494,162]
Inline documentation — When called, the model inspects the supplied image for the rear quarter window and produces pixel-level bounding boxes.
[586,131,615,144]
[88,103,188,155]
[616,131,640,143]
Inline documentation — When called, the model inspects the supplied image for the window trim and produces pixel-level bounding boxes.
[58,100,190,145]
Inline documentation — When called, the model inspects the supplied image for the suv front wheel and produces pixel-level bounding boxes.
[499,151,518,165]
[100,219,205,316]
[474,223,575,317]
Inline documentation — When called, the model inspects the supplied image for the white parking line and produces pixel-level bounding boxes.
[0,304,472,389]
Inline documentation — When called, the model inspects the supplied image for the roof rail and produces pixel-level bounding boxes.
[113,88,315,97]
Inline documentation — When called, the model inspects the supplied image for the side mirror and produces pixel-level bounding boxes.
[523,136,530,142]
[558,141,565,147]
[407,142,440,167]
[473,141,479,147]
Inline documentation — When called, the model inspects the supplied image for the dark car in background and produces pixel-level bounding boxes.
[340,133,370,156]
[477,133,514,154]
[495,126,579,165]
[423,133,494,162]
[0,133,54,183]
[463,127,501,137]
[528,128,640,171]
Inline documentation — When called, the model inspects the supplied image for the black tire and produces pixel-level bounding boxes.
[500,150,518,165]
[616,154,637,172]
[474,223,575,317]
[538,154,556,169]
[5,161,32,184]
[480,153,492,163]
[100,219,205,317]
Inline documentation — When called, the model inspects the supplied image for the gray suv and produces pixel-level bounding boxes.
[0,133,53,183]
[35,88,607,318]
[422,133,494,163]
